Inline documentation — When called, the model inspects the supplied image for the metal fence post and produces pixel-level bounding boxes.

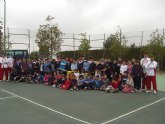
[103,33,105,58]
[163,28,165,45]
[162,28,165,70]
[4,0,6,53]
[140,30,143,58]
[28,29,31,58]
[73,33,75,58]
[119,29,122,58]
[88,35,90,58]
[7,27,9,51]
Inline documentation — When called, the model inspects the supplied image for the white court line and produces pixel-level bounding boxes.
[0,89,91,124]
[158,89,165,92]
[0,96,16,100]
[101,97,165,124]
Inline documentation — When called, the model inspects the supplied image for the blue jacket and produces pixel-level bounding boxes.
[83,61,90,71]
[59,60,68,71]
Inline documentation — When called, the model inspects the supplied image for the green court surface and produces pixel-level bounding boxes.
[157,74,165,91]
[0,75,165,124]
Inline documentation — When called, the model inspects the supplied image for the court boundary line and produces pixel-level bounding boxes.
[1,89,91,124]
[101,97,165,124]
[0,96,16,100]
[158,90,165,92]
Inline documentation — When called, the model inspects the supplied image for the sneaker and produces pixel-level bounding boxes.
[131,90,135,93]
[76,88,79,91]
[106,90,110,93]
[146,90,151,93]
[134,89,138,92]
[30,81,33,83]
[139,89,145,92]
[52,84,56,88]
[153,90,157,94]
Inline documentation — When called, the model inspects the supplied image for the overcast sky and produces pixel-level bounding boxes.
[0,0,165,33]
[0,0,165,51]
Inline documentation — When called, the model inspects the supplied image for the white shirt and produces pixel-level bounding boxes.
[40,63,44,72]
[7,57,14,68]
[74,72,80,80]
[120,64,128,74]
[126,78,134,87]
[1,57,9,68]
[140,57,151,73]
[0,57,2,64]
[145,60,157,76]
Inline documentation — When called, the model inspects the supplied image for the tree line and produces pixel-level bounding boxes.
[30,15,165,70]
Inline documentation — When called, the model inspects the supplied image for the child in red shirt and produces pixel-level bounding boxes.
[52,71,63,88]
[60,75,71,90]
[105,78,119,93]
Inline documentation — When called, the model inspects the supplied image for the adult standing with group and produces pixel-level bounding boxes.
[140,52,158,94]
[145,56,158,94]
[0,53,14,81]
[0,53,9,81]
[140,52,150,90]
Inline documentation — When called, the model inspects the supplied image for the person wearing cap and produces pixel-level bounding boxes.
[145,56,158,94]
[140,51,150,90]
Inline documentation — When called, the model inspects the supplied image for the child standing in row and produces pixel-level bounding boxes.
[132,61,142,92]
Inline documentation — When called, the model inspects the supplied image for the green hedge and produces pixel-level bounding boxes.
[60,48,141,60]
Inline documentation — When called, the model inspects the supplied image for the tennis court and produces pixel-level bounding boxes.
[0,75,165,124]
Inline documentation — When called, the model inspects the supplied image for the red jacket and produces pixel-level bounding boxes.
[111,81,119,89]
[61,80,71,90]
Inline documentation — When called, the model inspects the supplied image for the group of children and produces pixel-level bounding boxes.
[9,63,141,94]
[10,70,135,93]
[6,52,158,94]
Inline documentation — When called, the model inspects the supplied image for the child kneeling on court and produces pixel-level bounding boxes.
[122,74,134,93]
[44,73,51,85]
[100,75,110,91]
[60,75,71,90]
[83,74,95,90]
[93,75,101,90]
[77,75,85,90]
[118,72,128,91]
[105,78,119,93]
[70,75,78,90]
[52,72,64,88]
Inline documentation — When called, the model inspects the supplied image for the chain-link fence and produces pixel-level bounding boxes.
[4,27,165,70]
[5,27,165,54]
[6,28,165,51]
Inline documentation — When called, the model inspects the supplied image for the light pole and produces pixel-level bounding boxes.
[118,26,122,58]
[0,26,2,54]
[4,0,6,53]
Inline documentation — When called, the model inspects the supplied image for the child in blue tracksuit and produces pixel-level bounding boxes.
[83,74,94,90]
[119,72,128,91]
[83,61,90,72]
[43,59,51,74]
[77,75,85,90]
[93,75,101,90]
[59,59,68,76]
